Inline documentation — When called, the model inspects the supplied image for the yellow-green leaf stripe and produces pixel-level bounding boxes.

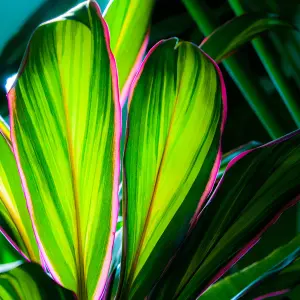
[104,0,155,105]
[0,125,39,263]
[7,1,121,298]
[118,38,226,299]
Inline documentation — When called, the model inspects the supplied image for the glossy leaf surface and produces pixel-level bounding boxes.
[0,263,74,300]
[104,0,155,105]
[200,14,292,62]
[8,1,120,298]
[119,38,226,299]
[0,122,39,262]
[151,130,300,300]
[200,234,300,299]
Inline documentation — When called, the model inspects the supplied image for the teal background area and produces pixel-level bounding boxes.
[0,0,109,53]
[0,0,44,53]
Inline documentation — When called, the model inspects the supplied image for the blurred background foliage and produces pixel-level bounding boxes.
[0,0,299,289]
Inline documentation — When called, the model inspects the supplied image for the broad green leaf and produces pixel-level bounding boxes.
[0,126,39,262]
[200,14,292,62]
[151,130,300,300]
[243,257,300,299]
[217,141,261,179]
[0,263,74,299]
[7,1,121,298]
[200,234,300,299]
[119,38,226,299]
[104,0,155,105]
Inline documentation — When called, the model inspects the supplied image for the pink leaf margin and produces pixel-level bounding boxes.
[119,32,150,107]
[126,38,228,227]
[253,289,290,300]
[0,227,30,262]
[190,49,227,225]
[7,1,121,297]
[89,2,121,298]
[197,129,300,298]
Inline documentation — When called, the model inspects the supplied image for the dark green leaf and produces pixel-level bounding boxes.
[200,234,300,299]
[151,130,300,299]
[200,14,292,62]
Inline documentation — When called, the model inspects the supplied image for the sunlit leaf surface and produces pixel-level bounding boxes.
[119,38,226,299]
[151,130,300,299]
[7,1,121,298]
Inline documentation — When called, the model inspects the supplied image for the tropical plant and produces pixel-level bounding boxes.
[0,1,299,299]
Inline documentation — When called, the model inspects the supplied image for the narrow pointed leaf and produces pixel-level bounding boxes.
[200,14,292,62]
[200,234,300,299]
[0,234,22,265]
[119,38,226,299]
[104,0,155,105]
[0,129,39,262]
[217,141,261,179]
[0,263,74,299]
[104,226,122,298]
[7,1,121,298]
[244,258,300,299]
[151,130,300,300]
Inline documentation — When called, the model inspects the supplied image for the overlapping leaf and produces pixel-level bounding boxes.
[200,14,292,62]
[0,231,22,267]
[200,234,300,299]
[0,263,74,299]
[118,38,226,299]
[218,141,261,179]
[0,119,39,262]
[0,261,23,274]
[0,116,10,144]
[7,1,120,298]
[151,130,300,300]
[244,257,300,299]
[104,0,155,105]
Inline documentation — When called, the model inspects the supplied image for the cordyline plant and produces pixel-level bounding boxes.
[0,1,300,299]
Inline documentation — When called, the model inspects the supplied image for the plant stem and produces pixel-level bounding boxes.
[229,0,300,127]
[182,0,285,138]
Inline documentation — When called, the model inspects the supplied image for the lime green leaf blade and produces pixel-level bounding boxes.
[119,38,226,299]
[0,128,39,263]
[200,13,292,62]
[0,116,10,144]
[151,130,300,300]
[0,263,74,300]
[7,1,121,298]
[104,0,155,105]
[200,234,300,299]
